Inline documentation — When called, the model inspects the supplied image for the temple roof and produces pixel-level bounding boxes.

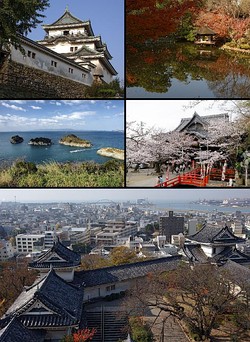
[2,269,83,328]
[29,239,81,269]
[175,112,229,133]
[0,317,45,342]
[73,255,181,287]
[187,224,245,244]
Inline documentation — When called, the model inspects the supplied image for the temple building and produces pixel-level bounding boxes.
[175,112,229,140]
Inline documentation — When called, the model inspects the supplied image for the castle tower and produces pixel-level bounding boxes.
[38,7,117,84]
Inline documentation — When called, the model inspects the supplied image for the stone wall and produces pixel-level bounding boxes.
[0,58,88,98]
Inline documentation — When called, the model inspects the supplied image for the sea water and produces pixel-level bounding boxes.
[0,131,124,165]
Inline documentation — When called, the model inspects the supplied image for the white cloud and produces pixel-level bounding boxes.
[35,100,45,103]
[9,100,26,104]
[54,111,95,120]
[50,101,62,106]
[30,106,42,110]
[61,100,85,106]
[1,103,26,112]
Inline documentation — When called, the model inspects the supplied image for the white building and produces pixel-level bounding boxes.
[15,234,45,254]
[0,239,16,261]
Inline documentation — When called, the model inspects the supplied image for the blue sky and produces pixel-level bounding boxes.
[0,100,124,131]
[28,0,124,81]
[0,189,249,203]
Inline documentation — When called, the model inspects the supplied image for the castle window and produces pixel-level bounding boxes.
[75,47,78,51]
[27,51,31,57]
[70,47,74,52]
[82,73,86,79]
[69,68,73,74]
[63,30,70,36]
[51,60,57,67]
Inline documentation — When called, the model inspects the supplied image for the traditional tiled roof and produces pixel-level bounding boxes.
[2,269,83,328]
[187,224,245,244]
[46,8,84,26]
[0,317,45,342]
[182,243,208,263]
[73,256,182,287]
[42,9,94,36]
[213,246,250,265]
[175,112,229,133]
[29,239,81,269]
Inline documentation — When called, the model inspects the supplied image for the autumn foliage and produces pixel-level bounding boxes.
[63,328,97,342]
[126,0,203,43]
[126,0,250,43]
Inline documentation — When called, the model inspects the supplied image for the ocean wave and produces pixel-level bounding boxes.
[69,149,86,153]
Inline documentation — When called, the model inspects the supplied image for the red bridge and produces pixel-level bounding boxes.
[155,167,235,188]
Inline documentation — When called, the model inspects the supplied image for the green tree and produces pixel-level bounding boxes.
[109,246,138,266]
[0,0,49,51]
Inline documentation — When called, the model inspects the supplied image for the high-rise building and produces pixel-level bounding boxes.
[159,211,184,242]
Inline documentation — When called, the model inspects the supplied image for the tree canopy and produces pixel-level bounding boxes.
[0,0,49,51]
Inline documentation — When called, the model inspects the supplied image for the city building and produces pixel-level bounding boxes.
[0,239,16,261]
[159,211,184,243]
[15,234,45,254]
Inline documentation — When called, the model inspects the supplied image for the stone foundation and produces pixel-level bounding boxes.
[0,58,88,98]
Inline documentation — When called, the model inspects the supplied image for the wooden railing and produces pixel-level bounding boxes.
[155,168,209,188]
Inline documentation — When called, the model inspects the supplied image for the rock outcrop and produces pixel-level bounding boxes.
[28,137,52,146]
[97,147,124,160]
[10,135,24,144]
[59,134,92,147]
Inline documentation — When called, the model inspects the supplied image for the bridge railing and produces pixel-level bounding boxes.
[155,168,209,187]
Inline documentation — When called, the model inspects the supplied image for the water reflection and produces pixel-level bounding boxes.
[126,42,250,98]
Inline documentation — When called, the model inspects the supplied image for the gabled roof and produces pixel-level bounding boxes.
[42,8,94,36]
[2,269,83,328]
[187,224,245,244]
[73,256,181,287]
[29,239,81,269]
[175,112,229,133]
[213,246,250,265]
[0,317,45,342]
[47,8,84,26]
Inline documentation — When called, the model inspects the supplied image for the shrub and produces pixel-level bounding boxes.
[129,317,153,342]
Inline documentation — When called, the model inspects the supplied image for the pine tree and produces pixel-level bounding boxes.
[0,0,49,51]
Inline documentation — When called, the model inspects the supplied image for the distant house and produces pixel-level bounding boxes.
[195,26,217,45]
